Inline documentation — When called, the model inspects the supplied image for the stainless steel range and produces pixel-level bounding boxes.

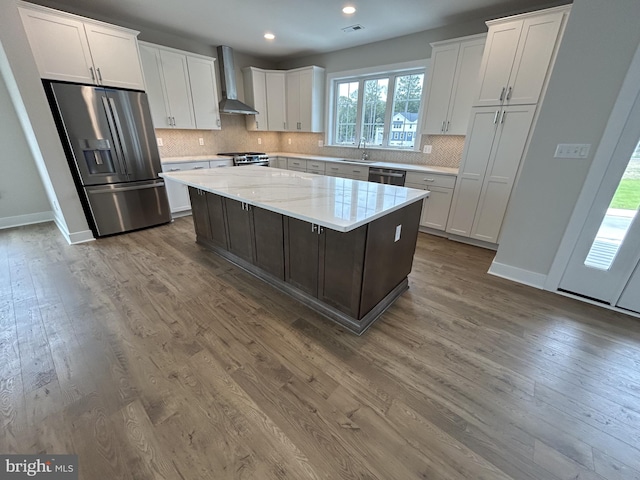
[219,152,269,166]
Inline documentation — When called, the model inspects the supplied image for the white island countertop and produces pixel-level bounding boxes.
[161,165,429,232]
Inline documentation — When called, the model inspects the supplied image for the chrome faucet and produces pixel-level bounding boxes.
[358,139,369,161]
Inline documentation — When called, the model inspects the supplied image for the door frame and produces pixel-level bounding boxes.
[546,41,640,292]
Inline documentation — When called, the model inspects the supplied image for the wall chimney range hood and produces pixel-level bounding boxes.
[217,45,258,115]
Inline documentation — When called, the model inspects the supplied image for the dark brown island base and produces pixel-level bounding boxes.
[188,187,423,334]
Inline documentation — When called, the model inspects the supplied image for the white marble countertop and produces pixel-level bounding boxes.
[267,152,459,176]
[161,165,429,232]
[160,153,458,175]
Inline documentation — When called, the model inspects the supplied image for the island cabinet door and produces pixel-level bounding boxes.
[188,187,211,241]
[252,207,285,280]
[285,218,320,296]
[318,226,367,319]
[206,193,228,249]
[225,198,254,263]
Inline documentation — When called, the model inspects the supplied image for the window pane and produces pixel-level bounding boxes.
[335,81,359,145]
[390,73,424,148]
[584,140,640,270]
[361,78,388,146]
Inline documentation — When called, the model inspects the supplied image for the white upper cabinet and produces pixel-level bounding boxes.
[423,34,485,135]
[243,68,287,131]
[266,71,287,131]
[19,3,144,90]
[243,67,268,131]
[473,7,568,107]
[187,56,221,130]
[286,66,325,133]
[139,44,195,129]
[140,42,221,130]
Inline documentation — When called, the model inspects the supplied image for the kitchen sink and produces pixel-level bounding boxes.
[340,158,375,164]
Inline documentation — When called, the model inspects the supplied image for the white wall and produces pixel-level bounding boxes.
[493,0,640,278]
[0,1,92,243]
[0,72,51,228]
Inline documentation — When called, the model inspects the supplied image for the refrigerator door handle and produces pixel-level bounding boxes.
[101,95,128,177]
[87,181,166,195]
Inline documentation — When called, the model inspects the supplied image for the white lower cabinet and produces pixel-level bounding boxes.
[306,160,326,175]
[405,172,455,231]
[162,161,230,214]
[286,158,307,172]
[446,105,536,243]
[323,163,369,180]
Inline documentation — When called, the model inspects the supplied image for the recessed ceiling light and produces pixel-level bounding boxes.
[342,6,356,14]
[264,33,275,40]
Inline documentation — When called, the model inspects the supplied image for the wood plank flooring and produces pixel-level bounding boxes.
[1,217,640,479]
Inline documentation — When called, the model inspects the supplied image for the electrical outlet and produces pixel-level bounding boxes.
[258,137,262,145]
[288,138,292,145]
[198,138,204,146]
[156,138,163,147]
[318,140,324,148]
[423,145,432,154]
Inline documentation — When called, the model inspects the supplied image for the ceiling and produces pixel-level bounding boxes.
[32,0,568,60]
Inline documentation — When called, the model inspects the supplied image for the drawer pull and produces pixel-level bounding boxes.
[424,178,435,182]
[169,168,180,171]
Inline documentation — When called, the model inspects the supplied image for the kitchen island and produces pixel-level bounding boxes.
[161,166,428,334]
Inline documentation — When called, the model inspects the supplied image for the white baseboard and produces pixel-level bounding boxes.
[53,216,94,245]
[0,211,54,230]
[488,260,547,289]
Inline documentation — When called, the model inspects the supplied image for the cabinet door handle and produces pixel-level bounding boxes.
[506,86,512,101]
[89,67,95,82]
[493,110,500,124]
[441,120,445,133]
[446,121,450,132]
[499,87,506,102]
[168,116,172,126]
[169,168,180,171]
[256,121,259,129]
[96,67,103,82]
[500,110,506,124]
[193,166,204,169]
[172,116,176,126]
[216,118,220,127]
[311,224,317,233]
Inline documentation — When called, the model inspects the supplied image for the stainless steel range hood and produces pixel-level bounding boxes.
[217,45,258,115]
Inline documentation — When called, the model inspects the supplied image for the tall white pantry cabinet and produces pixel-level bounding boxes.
[446,5,571,244]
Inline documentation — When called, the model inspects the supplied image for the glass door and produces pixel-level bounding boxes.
[559,105,640,306]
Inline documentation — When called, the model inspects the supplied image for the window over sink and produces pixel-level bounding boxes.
[327,61,427,151]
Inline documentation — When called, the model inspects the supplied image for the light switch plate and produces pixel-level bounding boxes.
[554,143,590,158]
[318,140,324,147]
[257,137,262,145]
[198,138,204,146]
[156,138,163,147]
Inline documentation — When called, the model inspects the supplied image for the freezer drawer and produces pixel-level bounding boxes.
[85,180,171,236]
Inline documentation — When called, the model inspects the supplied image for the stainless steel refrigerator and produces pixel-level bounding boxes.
[46,81,171,237]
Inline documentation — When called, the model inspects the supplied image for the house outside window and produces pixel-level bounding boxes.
[329,63,426,150]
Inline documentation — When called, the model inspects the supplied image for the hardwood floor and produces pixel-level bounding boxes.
[2,217,640,479]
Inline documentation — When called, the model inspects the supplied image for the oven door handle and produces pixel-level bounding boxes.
[373,171,405,178]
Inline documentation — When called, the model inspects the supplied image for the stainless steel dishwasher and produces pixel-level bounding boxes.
[368,167,406,186]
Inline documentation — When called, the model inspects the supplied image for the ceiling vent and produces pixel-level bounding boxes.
[342,24,364,33]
